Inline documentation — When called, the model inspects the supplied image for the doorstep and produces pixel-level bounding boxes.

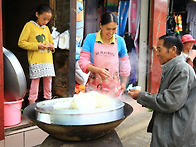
[3,114,49,147]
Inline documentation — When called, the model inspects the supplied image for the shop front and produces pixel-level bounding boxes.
[0,0,170,142]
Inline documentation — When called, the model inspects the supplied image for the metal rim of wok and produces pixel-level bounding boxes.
[35,97,125,125]
[23,102,133,141]
[35,97,125,114]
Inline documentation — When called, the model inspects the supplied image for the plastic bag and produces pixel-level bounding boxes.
[58,30,70,49]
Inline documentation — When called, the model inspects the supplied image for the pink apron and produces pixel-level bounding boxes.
[86,36,121,97]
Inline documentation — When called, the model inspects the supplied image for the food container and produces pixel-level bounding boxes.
[35,97,125,125]
[24,102,133,141]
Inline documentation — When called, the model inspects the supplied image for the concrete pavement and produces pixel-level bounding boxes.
[116,94,152,147]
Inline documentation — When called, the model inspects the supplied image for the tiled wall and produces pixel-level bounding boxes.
[1,126,48,147]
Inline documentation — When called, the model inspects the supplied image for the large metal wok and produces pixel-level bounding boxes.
[3,47,27,101]
[35,97,125,125]
[23,102,133,141]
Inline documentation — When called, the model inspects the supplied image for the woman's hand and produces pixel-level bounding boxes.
[186,56,193,66]
[120,76,128,93]
[186,56,192,62]
[121,84,126,93]
[97,68,110,80]
[87,65,110,80]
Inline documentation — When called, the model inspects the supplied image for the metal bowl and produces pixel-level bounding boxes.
[3,47,26,101]
[35,97,125,125]
[23,102,133,141]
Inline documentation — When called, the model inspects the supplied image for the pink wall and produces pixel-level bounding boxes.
[148,0,168,93]
[0,0,4,140]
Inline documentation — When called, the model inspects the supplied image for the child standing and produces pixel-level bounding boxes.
[18,4,55,105]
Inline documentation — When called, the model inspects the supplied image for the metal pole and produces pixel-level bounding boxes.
[170,0,173,16]
[68,0,76,96]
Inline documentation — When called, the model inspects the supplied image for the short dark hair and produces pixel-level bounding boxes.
[100,12,118,25]
[159,34,183,55]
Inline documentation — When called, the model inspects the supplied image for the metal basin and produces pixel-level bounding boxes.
[23,102,133,141]
[35,97,125,125]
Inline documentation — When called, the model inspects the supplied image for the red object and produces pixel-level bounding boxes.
[0,0,4,140]
[4,99,23,127]
[181,34,196,44]
[148,0,168,94]
[129,0,137,39]
[75,84,85,94]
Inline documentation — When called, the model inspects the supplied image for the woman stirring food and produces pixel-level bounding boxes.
[78,12,131,97]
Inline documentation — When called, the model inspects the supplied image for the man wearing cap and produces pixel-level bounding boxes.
[181,34,196,66]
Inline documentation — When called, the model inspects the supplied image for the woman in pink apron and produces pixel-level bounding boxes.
[79,12,131,98]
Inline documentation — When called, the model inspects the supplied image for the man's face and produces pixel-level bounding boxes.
[156,39,176,65]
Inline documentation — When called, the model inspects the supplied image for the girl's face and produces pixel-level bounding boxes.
[100,22,117,40]
[36,11,52,26]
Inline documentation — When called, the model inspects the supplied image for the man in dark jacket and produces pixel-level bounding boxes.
[128,34,196,147]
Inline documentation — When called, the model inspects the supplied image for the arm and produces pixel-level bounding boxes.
[78,34,93,73]
[128,89,141,100]
[78,33,110,79]
[87,64,110,80]
[18,23,39,50]
[136,67,192,113]
[186,57,193,67]
[118,36,131,76]
[79,50,110,79]
[121,76,128,92]
[117,36,131,91]
[187,50,196,67]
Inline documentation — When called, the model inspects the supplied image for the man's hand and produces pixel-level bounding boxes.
[128,89,141,100]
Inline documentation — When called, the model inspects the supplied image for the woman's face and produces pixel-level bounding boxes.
[36,12,52,26]
[100,22,117,40]
[183,41,194,52]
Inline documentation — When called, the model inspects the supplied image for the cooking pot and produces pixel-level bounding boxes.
[23,102,133,141]
[35,97,124,125]
[3,47,27,101]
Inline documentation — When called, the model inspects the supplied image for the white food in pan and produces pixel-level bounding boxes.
[53,91,116,111]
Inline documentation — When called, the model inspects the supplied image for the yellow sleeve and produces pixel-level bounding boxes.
[18,23,39,50]
[46,26,55,53]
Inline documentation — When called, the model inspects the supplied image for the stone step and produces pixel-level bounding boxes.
[115,108,152,147]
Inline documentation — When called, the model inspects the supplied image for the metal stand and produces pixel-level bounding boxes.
[40,130,122,147]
